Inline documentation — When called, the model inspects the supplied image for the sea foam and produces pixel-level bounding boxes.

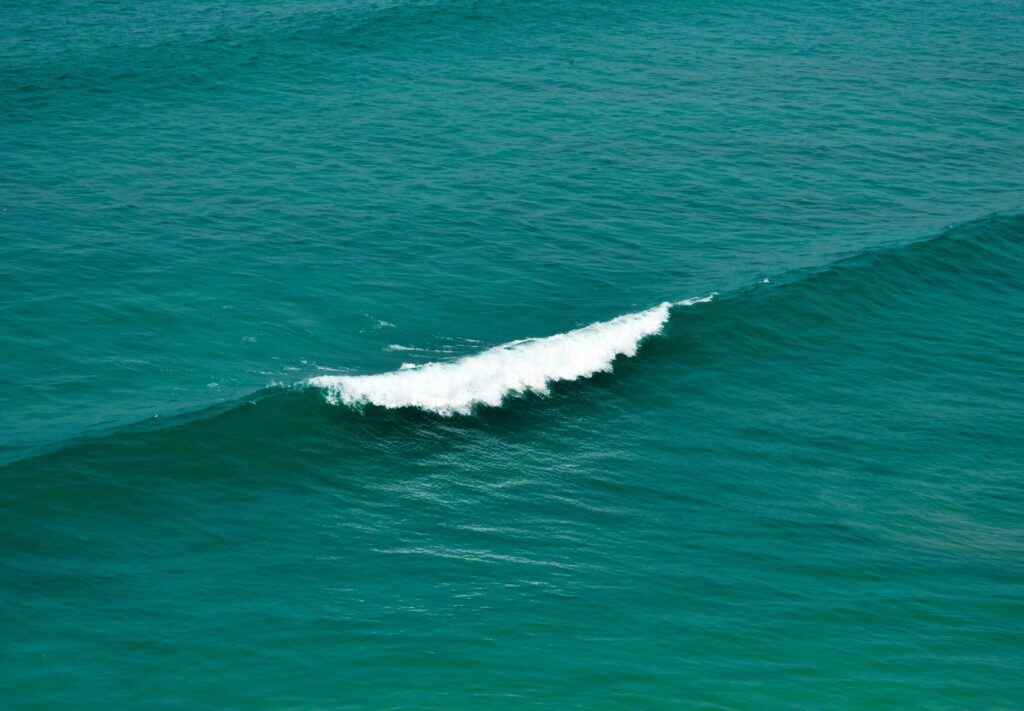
[307,295,714,415]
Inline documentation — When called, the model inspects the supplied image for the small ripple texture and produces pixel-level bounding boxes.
[2,0,1022,707]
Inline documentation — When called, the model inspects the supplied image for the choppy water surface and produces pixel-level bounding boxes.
[2,0,1022,707]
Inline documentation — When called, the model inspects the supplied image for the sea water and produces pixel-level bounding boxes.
[2,0,1022,707]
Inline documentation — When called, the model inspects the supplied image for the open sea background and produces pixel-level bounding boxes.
[2,0,1023,707]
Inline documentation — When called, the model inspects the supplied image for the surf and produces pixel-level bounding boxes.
[307,295,716,415]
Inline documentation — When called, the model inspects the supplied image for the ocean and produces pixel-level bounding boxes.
[2,0,1023,707]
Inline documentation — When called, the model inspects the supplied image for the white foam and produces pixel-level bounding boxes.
[307,296,714,415]
[675,293,717,306]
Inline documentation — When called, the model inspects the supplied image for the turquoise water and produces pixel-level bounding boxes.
[2,0,1023,707]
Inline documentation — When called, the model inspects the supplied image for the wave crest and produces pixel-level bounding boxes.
[307,296,714,415]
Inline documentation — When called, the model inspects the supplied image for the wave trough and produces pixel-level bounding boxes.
[307,295,714,415]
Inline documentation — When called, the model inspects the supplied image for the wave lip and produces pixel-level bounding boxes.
[307,296,713,415]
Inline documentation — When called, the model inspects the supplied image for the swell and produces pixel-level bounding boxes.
[3,210,1021,468]
[771,210,1024,291]
[2,0,505,115]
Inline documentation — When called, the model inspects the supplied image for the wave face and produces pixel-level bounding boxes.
[308,296,712,414]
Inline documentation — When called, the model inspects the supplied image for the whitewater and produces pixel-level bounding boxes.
[307,295,715,414]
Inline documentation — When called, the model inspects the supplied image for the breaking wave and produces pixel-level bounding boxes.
[307,295,715,415]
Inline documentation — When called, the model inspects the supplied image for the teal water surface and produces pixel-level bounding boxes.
[2,0,1023,707]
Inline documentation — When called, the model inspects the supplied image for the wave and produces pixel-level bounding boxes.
[2,0,485,114]
[304,210,1024,417]
[307,295,716,415]
[5,210,1019,467]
